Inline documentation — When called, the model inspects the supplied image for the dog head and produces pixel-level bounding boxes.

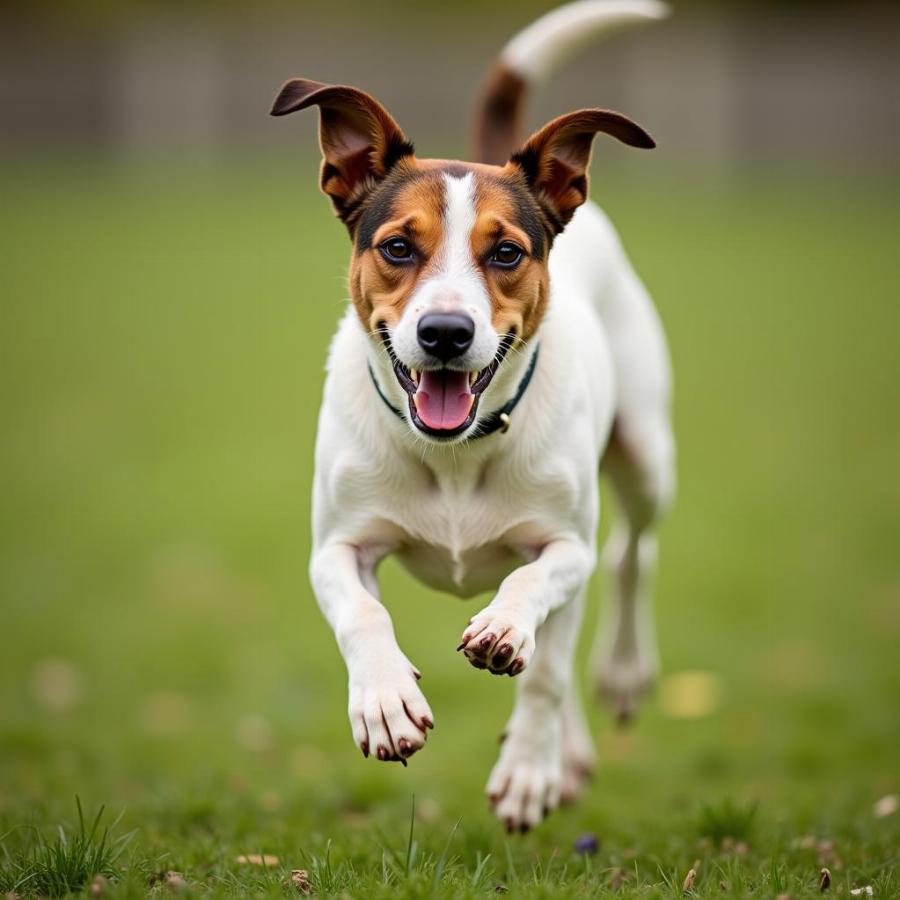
[272,79,653,441]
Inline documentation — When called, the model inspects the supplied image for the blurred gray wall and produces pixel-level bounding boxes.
[1,4,898,167]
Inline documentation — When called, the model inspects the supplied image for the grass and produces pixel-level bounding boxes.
[0,153,898,896]
[0,798,133,896]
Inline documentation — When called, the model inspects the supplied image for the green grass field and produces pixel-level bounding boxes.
[1,157,898,897]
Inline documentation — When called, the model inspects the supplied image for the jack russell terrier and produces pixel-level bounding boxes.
[272,0,675,831]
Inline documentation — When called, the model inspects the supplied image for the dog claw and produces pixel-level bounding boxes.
[376,745,388,761]
[455,641,466,652]
[361,742,369,758]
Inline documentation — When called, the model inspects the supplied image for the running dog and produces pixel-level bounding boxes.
[272,0,675,831]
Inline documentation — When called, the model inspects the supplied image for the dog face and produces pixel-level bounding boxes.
[272,79,653,440]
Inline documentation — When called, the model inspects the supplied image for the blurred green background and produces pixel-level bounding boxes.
[1,0,899,896]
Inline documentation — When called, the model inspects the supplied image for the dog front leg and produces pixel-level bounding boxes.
[310,541,434,763]
[457,538,594,675]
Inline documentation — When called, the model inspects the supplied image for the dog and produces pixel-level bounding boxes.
[272,0,675,831]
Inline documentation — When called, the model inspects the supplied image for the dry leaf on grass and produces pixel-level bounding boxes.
[235,854,280,866]
[659,671,723,719]
[682,867,697,892]
[819,867,832,892]
[150,871,186,891]
[850,888,874,897]
[289,869,312,894]
[874,794,898,818]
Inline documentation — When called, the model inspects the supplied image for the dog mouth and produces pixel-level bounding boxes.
[379,329,514,437]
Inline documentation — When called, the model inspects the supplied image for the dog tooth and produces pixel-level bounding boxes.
[411,368,419,384]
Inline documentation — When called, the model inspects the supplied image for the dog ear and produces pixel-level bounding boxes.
[271,79,414,227]
[509,109,654,234]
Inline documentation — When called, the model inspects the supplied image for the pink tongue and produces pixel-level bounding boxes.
[414,370,473,430]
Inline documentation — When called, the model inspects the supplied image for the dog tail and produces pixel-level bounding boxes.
[471,0,669,165]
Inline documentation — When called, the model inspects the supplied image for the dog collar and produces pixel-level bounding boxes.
[368,344,540,440]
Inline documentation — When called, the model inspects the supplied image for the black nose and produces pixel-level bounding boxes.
[417,312,475,362]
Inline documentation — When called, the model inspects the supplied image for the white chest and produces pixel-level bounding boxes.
[369,454,584,597]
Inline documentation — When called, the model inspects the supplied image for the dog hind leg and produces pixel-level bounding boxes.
[594,412,675,723]
[487,589,585,830]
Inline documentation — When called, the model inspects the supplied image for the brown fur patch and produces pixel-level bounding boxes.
[471,175,549,341]
[350,165,446,332]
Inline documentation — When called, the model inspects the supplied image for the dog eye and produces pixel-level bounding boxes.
[491,241,524,268]
[379,237,415,263]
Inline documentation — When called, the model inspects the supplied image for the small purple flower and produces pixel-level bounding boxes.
[574,833,599,855]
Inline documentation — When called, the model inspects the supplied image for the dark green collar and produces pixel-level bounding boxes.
[368,344,540,440]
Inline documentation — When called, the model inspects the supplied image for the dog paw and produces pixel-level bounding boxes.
[457,609,535,675]
[486,728,562,831]
[594,655,657,724]
[348,659,434,764]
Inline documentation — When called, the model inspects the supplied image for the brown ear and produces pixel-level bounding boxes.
[510,109,654,234]
[271,78,414,228]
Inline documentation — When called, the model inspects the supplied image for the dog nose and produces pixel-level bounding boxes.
[417,313,475,362]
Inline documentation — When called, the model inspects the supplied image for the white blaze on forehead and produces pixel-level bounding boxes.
[438,172,478,282]
[428,172,492,323]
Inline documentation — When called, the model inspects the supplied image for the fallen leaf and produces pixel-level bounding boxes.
[874,794,898,818]
[820,867,831,892]
[290,869,312,894]
[659,671,723,719]
[683,867,697,892]
[151,871,186,891]
[850,887,874,896]
[235,854,280,866]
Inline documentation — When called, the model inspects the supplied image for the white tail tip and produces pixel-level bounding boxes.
[502,0,670,83]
